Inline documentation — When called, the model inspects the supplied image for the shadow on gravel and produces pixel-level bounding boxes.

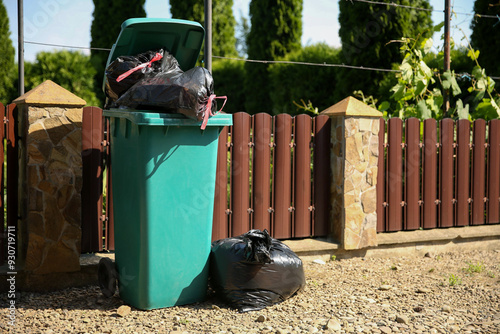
[9,284,232,312]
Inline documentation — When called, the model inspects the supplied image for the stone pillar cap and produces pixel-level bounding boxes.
[13,80,86,107]
[320,96,383,117]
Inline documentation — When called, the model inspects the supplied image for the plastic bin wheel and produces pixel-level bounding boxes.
[98,257,118,298]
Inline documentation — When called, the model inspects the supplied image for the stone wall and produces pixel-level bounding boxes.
[321,97,382,250]
[14,80,85,274]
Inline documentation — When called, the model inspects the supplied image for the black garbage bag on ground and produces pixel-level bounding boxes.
[112,66,216,122]
[104,49,182,105]
[210,229,305,312]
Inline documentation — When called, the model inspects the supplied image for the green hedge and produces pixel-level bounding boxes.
[269,43,341,115]
[212,59,246,113]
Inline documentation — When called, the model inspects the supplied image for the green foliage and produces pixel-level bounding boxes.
[464,261,485,274]
[337,0,433,101]
[361,33,500,121]
[268,43,340,115]
[293,99,318,115]
[25,51,99,106]
[212,59,246,113]
[447,273,462,286]
[0,0,16,103]
[169,0,204,22]
[170,0,237,58]
[212,0,237,57]
[235,11,250,57]
[470,0,500,77]
[245,0,303,113]
[90,0,146,106]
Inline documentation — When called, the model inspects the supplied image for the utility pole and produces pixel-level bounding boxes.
[18,0,24,96]
[204,0,212,73]
[443,0,451,115]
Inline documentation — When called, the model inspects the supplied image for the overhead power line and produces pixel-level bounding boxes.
[346,0,500,19]
[213,56,401,72]
[349,0,433,12]
[25,40,112,51]
[24,40,401,73]
[21,41,500,79]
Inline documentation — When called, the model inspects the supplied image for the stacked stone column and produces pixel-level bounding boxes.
[14,80,85,274]
[321,97,382,250]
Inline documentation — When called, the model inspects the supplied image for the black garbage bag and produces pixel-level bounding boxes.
[105,49,166,103]
[210,229,305,312]
[113,66,216,122]
[104,49,183,107]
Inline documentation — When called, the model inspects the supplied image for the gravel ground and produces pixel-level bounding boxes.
[2,249,499,334]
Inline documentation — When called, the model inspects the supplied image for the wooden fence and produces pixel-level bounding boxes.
[80,110,332,252]
[2,104,500,258]
[81,106,114,253]
[211,112,332,241]
[377,118,500,232]
[0,103,18,265]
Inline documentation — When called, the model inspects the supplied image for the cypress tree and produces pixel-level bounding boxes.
[0,0,16,103]
[170,0,237,57]
[470,0,500,77]
[90,0,146,105]
[337,0,433,101]
[245,0,303,114]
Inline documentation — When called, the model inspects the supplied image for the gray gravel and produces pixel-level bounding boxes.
[2,249,499,333]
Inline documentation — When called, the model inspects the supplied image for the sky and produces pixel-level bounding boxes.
[5,0,475,63]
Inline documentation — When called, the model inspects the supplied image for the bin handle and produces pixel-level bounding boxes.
[201,95,227,130]
[116,52,164,82]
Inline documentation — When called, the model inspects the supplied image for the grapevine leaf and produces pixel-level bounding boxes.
[433,22,445,32]
[378,101,391,112]
[456,100,470,120]
[415,80,427,96]
[422,38,433,54]
[392,84,405,101]
[417,100,431,119]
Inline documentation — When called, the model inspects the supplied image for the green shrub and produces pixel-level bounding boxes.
[212,59,246,113]
[269,43,341,116]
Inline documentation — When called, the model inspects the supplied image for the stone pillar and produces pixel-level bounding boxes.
[13,80,86,274]
[320,97,382,250]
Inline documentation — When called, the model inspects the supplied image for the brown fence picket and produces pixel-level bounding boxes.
[273,114,293,238]
[405,118,421,230]
[422,119,438,229]
[456,119,471,226]
[0,103,4,265]
[6,104,17,247]
[212,126,230,241]
[313,115,331,236]
[293,114,312,238]
[487,119,500,224]
[377,118,386,232]
[471,120,487,225]
[79,110,500,248]
[231,112,252,236]
[439,118,454,227]
[81,106,104,253]
[104,117,114,250]
[252,113,272,233]
[386,118,403,231]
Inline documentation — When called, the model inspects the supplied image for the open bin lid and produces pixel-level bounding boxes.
[105,18,205,72]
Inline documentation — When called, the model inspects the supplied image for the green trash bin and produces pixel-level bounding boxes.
[101,18,232,310]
